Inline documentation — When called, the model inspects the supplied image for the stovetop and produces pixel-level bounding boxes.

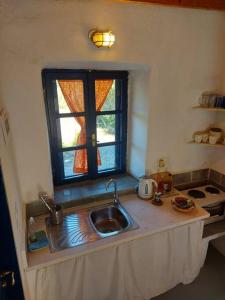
[181,185,225,207]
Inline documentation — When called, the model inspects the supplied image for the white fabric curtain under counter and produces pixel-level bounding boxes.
[35,221,205,300]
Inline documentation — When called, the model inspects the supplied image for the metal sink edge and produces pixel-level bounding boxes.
[45,203,138,253]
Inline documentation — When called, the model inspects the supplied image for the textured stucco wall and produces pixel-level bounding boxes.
[1,0,225,202]
[0,99,29,298]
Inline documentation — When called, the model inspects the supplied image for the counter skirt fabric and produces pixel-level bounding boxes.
[34,221,205,300]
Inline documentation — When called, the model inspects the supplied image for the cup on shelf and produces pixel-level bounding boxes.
[194,133,203,143]
[214,96,223,108]
[208,96,214,108]
[222,97,225,108]
[209,135,219,145]
[201,132,209,143]
[199,94,210,107]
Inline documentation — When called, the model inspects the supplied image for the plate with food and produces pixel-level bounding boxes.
[171,196,196,213]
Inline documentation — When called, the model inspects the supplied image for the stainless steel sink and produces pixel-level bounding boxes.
[45,179,138,252]
[45,203,138,253]
[89,204,138,238]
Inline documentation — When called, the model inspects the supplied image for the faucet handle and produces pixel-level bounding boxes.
[38,191,48,199]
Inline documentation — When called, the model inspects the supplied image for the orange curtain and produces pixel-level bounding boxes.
[58,79,113,174]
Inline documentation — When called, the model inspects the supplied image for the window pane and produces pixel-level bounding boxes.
[95,80,115,111]
[97,115,115,144]
[56,80,85,114]
[98,145,116,172]
[60,117,85,148]
[63,150,88,178]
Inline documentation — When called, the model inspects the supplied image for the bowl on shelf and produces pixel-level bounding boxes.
[210,128,223,139]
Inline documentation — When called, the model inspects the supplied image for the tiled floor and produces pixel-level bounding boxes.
[153,244,225,300]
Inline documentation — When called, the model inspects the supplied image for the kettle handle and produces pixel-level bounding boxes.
[145,184,148,195]
[151,179,158,190]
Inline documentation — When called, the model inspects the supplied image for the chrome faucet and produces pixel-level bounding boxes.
[106,178,120,206]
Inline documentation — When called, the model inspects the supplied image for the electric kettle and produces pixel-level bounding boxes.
[138,176,158,199]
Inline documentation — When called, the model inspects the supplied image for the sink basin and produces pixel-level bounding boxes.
[45,203,138,253]
[89,203,138,238]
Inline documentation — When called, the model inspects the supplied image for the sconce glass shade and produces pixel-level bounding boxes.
[89,30,115,48]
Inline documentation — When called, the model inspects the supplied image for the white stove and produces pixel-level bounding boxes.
[181,185,225,207]
[180,185,225,224]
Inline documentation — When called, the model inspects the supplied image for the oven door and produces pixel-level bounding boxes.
[203,201,225,225]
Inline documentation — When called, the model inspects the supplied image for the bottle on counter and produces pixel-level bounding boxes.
[28,217,37,243]
[162,172,173,193]
[156,172,164,194]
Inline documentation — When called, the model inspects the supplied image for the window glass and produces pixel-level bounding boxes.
[98,145,116,172]
[63,150,88,177]
[96,115,115,144]
[60,117,85,148]
[56,80,85,114]
[95,80,116,111]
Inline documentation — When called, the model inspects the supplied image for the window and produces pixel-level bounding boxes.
[42,69,128,185]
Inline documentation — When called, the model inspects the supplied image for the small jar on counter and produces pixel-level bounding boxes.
[152,192,163,206]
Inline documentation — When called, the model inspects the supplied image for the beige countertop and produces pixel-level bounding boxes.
[26,192,209,271]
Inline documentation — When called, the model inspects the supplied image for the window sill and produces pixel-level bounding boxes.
[27,174,138,217]
[54,174,138,206]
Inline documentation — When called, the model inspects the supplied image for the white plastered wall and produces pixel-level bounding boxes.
[0,99,30,299]
[127,69,151,177]
[1,0,225,203]
[210,113,225,173]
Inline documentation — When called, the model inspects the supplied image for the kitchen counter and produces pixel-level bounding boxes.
[27,192,209,271]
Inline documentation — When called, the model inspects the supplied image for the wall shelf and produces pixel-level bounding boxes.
[191,104,225,147]
[124,0,225,11]
[192,105,225,112]
[192,106,225,112]
[189,142,225,148]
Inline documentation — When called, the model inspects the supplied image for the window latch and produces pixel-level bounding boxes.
[91,133,96,147]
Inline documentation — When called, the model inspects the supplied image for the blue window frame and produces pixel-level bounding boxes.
[42,69,128,186]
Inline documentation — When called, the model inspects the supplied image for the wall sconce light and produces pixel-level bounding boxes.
[88,29,115,48]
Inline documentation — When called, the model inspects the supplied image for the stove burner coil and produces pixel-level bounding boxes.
[188,189,206,199]
[205,186,220,194]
